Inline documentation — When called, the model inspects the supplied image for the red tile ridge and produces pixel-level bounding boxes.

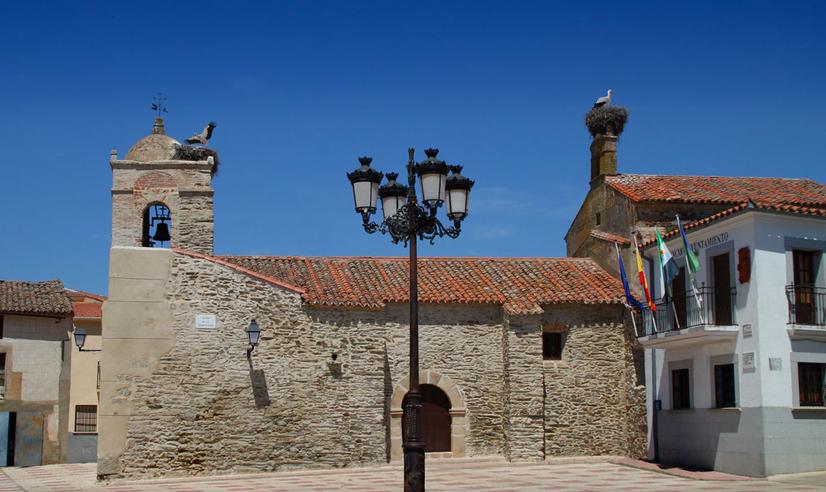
[172,248,306,294]
[589,230,631,245]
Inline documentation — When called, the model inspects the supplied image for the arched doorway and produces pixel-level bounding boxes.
[389,370,467,460]
[403,384,451,452]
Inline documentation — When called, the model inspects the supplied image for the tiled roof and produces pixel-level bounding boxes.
[72,302,102,319]
[0,280,73,317]
[605,174,826,206]
[65,289,106,303]
[642,201,826,248]
[204,255,624,315]
[589,230,630,246]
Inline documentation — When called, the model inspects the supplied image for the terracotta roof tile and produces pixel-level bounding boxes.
[211,256,624,315]
[0,280,72,317]
[605,174,826,206]
[589,230,631,246]
[72,302,102,319]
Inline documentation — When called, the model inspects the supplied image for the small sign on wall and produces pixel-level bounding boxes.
[769,358,782,371]
[742,324,753,338]
[195,314,218,330]
[742,352,756,373]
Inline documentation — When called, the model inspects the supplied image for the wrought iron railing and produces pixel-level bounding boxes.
[638,287,736,337]
[786,285,826,326]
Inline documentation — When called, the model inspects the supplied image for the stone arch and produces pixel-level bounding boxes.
[389,369,467,460]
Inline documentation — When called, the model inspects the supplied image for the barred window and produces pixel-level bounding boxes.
[799,363,826,407]
[75,405,97,433]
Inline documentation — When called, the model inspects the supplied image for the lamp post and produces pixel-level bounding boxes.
[347,148,473,492]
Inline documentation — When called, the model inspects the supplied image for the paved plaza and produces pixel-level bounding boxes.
[1,458,825,492]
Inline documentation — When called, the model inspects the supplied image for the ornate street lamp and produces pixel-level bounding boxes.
[347,148,474,492]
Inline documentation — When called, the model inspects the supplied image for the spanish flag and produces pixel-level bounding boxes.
[633,235,656,312]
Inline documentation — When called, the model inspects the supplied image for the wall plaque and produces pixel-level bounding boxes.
[769,358,782,371]
[742,352,756,372]
[195,314,218,330]
[742,324,753,338]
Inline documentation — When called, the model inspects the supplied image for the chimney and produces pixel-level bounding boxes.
[585,105,628,185]
[590,134,617,182]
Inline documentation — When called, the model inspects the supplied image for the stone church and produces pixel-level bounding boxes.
[98,117,646,480]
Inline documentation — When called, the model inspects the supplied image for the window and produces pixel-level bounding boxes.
[792,250,818,325]
[712,253,732,325]
[798,362,826,407]
[74,405,97,433]
[671,368,691,409]
[714,363,736,408]
[595,212,601,226]
[542,332,563,360]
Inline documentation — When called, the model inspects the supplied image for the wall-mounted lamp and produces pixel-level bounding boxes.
[73,327,101,352]
[328,352,343,378]
[246,319,261,356]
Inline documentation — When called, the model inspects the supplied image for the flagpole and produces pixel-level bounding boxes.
[633,234,658,334]
[614,242,640,337]
[677,214,705,325]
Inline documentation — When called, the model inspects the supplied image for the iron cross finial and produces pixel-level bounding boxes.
[151,92,168,117]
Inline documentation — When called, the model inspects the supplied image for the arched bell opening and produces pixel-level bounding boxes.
[142,202,172,248]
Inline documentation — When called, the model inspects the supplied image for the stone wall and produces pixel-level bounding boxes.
[101,250,646,480]
[503,315,545,461]
[110,161,214,254]
[542,304,646,457]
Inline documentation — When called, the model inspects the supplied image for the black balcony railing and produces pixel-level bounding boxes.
[638,287,736,337]
[786,285,826,326]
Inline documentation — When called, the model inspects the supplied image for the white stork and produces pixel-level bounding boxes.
[186,122,217,145]
[593,89,613,109]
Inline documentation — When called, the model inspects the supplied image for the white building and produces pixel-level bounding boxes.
[638,202,826,476]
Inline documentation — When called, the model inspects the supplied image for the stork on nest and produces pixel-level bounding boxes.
[173,144,221,175]
[592,89,613,109]
[585,106,629,137]
[186,121,217,145]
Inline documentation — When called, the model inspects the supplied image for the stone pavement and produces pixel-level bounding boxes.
[1,457,825,491]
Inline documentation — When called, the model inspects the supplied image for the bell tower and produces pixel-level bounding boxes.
[110,116,217,255]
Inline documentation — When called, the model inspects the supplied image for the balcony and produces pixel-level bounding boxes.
[786,285,826,342]
[637,287,738,348]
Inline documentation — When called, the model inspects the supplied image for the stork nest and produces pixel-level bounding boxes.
[173,145,221,175]
[585,106,629,137]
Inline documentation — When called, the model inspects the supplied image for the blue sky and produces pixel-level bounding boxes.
[1,1,824,295]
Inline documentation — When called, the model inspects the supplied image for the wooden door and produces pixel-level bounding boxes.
[713,254,732,325]
[793,250,815,324]
[672,267,687,328]
[404,384,451,452]
[14,412,42,467]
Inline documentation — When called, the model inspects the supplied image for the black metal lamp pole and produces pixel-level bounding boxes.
[348,148,474,492]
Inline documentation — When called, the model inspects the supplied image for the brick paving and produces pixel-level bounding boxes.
[1,458,825,491]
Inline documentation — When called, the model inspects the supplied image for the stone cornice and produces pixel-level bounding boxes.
[110,159,213,170]
[111,188,213,196]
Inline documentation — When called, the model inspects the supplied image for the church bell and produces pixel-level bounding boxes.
[152,221,171,242]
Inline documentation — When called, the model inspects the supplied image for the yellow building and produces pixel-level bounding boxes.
[66,290,103,463]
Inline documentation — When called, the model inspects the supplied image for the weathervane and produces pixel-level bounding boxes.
[151,92,168,117]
